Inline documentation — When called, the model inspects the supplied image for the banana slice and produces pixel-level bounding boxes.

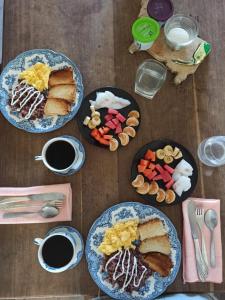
[172,147,180,157]
[137,182,150,195]
[156,149,165,160]
[83,116,91,126]
[165,189,176,204]
[149,181,159,195]
[123,126,136,138]
[128,110,140,119]
[91,111,101,118]
[164,155,174,164]
[88,120,96,129]
[91,116,101,126]
[156,188,166,202]
[118,132,129,146]
[174,151,183,160]
[126,117,139,127]
[109,138,119,151]
[132,174,145,188]
[90,105,95,112]
[164,145,173,156]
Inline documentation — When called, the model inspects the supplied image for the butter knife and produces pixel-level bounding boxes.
[188,200,208,281]
[0,193,65,204]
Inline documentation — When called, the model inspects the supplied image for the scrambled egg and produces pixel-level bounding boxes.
[99,220,138,255]
[19,63,51,91]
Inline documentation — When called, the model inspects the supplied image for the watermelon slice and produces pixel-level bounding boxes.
[143,169,153,178]
[144,149,155,161]
[155,164,164,174]
[148,162,156,170]
[116,113,126,123]
[165,178,175,189]
[161,171,172,183]
[108,108,119,115]
[104,114,113,122]
[138,164,146,173]
[105,120,116,130]
[152,174,163,181]
[115,123,122,134]
[147,170,157,181]
[112,118,120,126]
[98,128,105,136]
[103,135,113,140]
[140,159,149,167]
[164,164,175,174]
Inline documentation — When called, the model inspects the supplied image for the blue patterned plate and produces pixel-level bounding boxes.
[0,49,84,133]
[86,202,181,300]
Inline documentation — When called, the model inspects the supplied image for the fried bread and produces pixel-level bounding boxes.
[143,252,173,277]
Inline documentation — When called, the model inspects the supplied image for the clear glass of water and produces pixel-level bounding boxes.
[135,59,167,99]
[198,136,225,167]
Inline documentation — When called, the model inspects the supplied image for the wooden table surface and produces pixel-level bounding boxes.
[0,0,225,298]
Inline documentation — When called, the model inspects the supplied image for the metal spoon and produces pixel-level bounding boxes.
[3,205,59,219]
[204,209,218,268]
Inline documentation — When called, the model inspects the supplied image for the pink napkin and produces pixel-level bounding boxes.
[182,197,223,283]
[0,184,72,224]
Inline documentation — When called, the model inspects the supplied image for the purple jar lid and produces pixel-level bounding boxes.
[147,0,174,22]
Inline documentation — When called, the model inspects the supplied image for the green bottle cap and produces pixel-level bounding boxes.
[132,17,160,43]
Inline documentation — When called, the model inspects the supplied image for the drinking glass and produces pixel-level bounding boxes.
[164,14,198,50]
[135,59,167,99]
[198,136,225,167]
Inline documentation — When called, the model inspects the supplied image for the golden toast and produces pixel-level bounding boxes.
[48,84,76,103]
[49,68,75,87]
[139,234,171,255]
[44,98,70,116]
[138,218,166,241]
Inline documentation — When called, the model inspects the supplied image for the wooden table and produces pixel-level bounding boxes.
[0,0,224,299]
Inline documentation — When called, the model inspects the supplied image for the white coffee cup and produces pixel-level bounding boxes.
[34,227,78,273]
[35,136,78,174]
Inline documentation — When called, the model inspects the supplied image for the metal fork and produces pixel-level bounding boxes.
[196,208,209,268]
[0,199,64,210]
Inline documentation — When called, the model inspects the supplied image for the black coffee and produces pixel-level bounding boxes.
[42,235,74,268]
[46,141,75,170]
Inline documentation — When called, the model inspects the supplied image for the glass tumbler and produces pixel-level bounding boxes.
[164,14,198,50]
[197,136,225,167]
[135,59,167,99]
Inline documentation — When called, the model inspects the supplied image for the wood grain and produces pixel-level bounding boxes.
[0,0,225,298]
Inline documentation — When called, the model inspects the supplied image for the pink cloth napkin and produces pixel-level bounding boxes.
[182,197,223,283]
[0,183,72,224]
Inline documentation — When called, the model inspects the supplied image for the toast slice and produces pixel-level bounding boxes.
[138,218,166,241]
[44,98,71,116]
[49,68,75,87]
[143,252,173,277]
[139,235,171,255]
[48,84,76,103]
